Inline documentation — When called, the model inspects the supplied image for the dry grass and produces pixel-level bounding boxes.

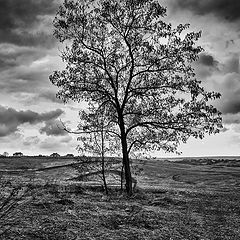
[0,182,239,239]
[0,157,240,239]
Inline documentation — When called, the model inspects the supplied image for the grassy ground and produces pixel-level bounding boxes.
[0,156,74,170]
[1,157,240,239]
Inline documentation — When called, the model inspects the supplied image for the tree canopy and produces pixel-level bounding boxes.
[50,0,222,195]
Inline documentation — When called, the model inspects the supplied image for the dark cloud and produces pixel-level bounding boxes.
[0,0,59,47]
[0,0,56,29]
[213,73,240,114]
[0,105,64,137]
[221,100,240,114]
[223,113,240,124]
[0,44,46,70]
[171,0,240,21]
[39,109,64,121]
[39,120,67,136]
[0,30,56,48]
[198,53,218,67]
[194,53,219,79]
[0,54,62,95]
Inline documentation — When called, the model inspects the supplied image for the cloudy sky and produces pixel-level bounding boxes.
[0,0,240,157]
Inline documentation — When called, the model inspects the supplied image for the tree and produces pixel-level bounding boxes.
[13,152,23,157]
[50,0,222,195]
[76,108,121,194]
[2,152,9,157]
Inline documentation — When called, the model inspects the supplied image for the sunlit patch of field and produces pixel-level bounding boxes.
[1,156,240,239]
[140,159,240,194]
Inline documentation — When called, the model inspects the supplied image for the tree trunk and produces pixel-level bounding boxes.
[101,154,108,195]
[101,126,108,195]
[118,109,133,196]
[123,147,132,195]
[120,164,124,192]
[120,129,132,195]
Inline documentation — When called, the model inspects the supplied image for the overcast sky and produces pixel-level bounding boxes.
[0,0,240,157]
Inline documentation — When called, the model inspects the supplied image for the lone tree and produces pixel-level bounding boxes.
[50,0,222,195]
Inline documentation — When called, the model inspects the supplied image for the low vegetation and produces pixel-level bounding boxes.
[0,156,240,239]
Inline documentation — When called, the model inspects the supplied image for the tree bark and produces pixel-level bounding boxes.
[119,115,132,195]
[101,154,108,195]
[101,124,108,195]
[122,136,132,195]
[120,164,124,192]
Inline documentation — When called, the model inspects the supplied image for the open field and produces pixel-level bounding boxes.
[0,156,75,170]
[1,156,240,239]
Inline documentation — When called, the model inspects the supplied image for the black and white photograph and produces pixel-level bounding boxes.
[0,0,240,239]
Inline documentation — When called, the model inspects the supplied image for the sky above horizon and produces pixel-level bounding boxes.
[0,0,240,157]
